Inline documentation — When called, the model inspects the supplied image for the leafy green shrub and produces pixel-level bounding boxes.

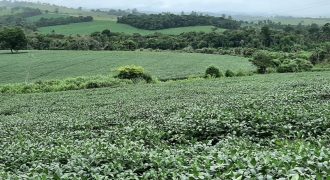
[277,60,299,73]
[205,66,222,78]
[277,59,313,73]
[225,70,235,77]
[296,58,313,71]
[116,65,153,83]
[0,76,131,94]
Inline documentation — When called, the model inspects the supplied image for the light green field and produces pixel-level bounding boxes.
[0,50,253,84]
[38,20,225,35]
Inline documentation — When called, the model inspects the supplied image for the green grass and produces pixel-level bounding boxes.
[38,20,225,35]
[0,50,253,84]
[0,71,329,178]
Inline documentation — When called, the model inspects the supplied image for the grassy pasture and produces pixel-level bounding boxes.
[0,50,253,84]
[0,71,329,178]
[37,20,225,35]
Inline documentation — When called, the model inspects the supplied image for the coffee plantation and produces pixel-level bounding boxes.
[0,71,329,179]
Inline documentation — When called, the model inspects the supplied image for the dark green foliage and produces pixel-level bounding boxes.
[277,60,299,73]
[261,26,272,47]
[225,69,235,77]
[101,29,111,37]
[34,16,93,27]
[205,66,222,78]
[0,27,27,53]
[118,13,241,30]
[116,65,153,83]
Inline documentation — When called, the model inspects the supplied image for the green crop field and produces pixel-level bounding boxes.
[0,50,253,84]
[37,20,225,35]
[0,71,329,178]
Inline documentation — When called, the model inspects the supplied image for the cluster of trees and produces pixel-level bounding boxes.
[117,13,241,30]
[35,16,93,27]
[91,8,141,16]
[250,51,313,74]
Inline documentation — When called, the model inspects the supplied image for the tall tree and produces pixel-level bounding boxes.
[261,26,272,47]
[0,27,27,53]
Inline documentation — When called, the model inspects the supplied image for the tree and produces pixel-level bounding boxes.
[322,23,330,39]
[0,27,27,53]
[250,51,275,74]
[261,26,272,47]
[101,29,111,37]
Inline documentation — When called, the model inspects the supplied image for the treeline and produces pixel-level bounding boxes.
[91,8,141,16]
[35,16,93,27]
[117,13,241,30]
[10,7,42,17]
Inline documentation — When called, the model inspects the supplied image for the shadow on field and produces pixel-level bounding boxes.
[0,51,29,55]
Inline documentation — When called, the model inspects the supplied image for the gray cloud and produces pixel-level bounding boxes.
[25,0,330,17]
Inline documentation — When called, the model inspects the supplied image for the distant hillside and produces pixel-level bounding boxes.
[0,1,116,20]
[233,15,330,25]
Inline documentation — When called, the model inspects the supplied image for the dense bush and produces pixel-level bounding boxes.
[205,66,222,78]
[225,70,235,77]
[0,76,131,94]
[250,51,276,74]
[296,58,314,71]
[116,65,153,83]
[277,60,299,73]
[277,58,313,73]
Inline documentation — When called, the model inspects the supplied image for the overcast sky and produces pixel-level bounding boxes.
[25,0,330,17]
